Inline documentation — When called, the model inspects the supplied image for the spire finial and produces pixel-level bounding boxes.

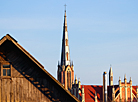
[75,75,77,80]
[64,4,67,11]
[78,78,80,82]
[124,74,126,79]
[130,77,132,81]
[119,76,121,80]
[58,61,59,65]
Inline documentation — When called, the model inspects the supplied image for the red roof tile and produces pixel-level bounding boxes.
[82,85,103,102]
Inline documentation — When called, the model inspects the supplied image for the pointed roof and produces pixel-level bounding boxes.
[124,74,126,80]
[75,75,77,80]
[61,10,71,66]
[119,76,121,81]
[0,34,80,102]
[109,66,113,75]
[130,77,132,81]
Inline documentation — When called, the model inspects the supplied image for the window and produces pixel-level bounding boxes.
[66,52,68,61]
[3,64,11,76]
[67,71,71,89]
[66,39,68,46]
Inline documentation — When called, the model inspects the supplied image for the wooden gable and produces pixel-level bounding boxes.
[0,34,80,102]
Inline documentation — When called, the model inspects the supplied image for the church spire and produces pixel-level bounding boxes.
[61,10,70,66]
[57,8,74,90]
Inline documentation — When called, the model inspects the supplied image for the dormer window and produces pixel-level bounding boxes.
[3,64,11,76]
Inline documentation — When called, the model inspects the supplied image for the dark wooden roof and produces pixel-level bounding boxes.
[0,34,80,102]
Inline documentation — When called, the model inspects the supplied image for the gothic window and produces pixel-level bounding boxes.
[66,52,68,61]
[67,70,71,89]
[58,72,61,82]
[66,39,68,46]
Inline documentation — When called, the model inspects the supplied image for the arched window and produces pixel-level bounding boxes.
[67,70,71,89]
[58,72,61,82]
[66,39,68,46]
[66,52,68,61]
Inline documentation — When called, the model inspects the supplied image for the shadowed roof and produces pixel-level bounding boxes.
[0,34,80,102]
[82,85,103,102]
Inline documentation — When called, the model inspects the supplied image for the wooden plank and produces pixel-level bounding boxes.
[7,79,10,102]
[20,78,24,102]
[13,78,16,102]
[41,78,46,102]
[34,83,37,102]
[36,81,41,102]
[18,78,21,102]
[26,78,29,102]
[3,79,6,102]
[2,79,6,102]
[31,82,33,102]
[36,85,39,102]
[16,78,19,102]
[0,79,1,102]
[10,78,14,102]
[31,81,35,102]
[23,78,25,102]
[23,77,27,102]
[12,67,18,77]
[1,79,2,102]
[5,79,7,102]
[28,80,31,101]
[41,92,44,102]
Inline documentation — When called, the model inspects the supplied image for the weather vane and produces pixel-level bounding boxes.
[64,4,67,11]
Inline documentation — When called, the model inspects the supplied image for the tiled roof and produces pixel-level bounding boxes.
[132,86,137,96]
[82,85,103,102]
[82,85,121,102]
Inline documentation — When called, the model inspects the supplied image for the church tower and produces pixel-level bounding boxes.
[57,9,74,90]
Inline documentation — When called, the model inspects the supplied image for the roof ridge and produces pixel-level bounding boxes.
[6,34,17,42]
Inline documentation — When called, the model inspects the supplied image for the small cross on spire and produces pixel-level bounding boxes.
[64,4,67,11]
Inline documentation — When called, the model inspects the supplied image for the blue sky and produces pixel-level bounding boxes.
[0,0,138,85]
